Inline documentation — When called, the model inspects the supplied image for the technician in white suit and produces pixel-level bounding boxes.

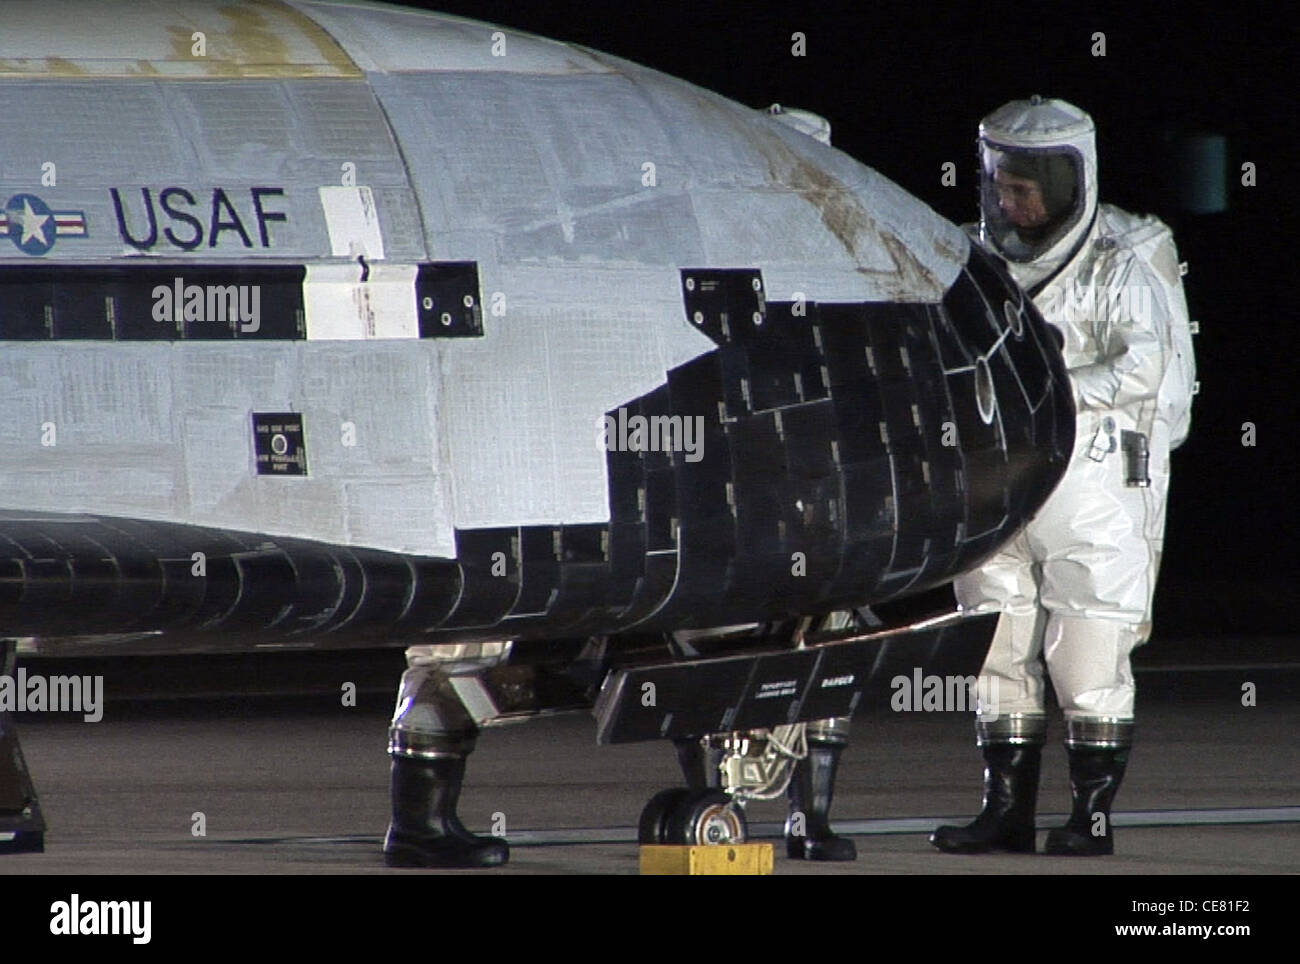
[931,96,1197,856]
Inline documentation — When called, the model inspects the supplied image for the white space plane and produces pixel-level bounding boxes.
[0,0,1074,859]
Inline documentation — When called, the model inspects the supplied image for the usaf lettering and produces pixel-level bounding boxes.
[110,186,287,250]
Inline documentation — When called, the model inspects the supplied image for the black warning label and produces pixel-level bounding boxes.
[252,412,307,476]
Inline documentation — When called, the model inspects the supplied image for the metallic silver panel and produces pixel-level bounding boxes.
[372,72,676,247]
[166,82,301,178]
[292,1,617,76]
[0,81,187,187]
[373,63,963,303]
[283,80,403,161]
[0,76,422,263]
[691,186,893,272]
[438,264,714,529]
[0,343,456,558]
[160,80,425,261]
[0,346,181,517]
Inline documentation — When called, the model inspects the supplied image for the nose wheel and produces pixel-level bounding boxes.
[638,788,747,846]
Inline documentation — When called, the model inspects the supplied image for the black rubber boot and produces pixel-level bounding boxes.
[1044,746,1128,856]
[383,756,509,868]
[786,741,857,861]
[674,737,724,791]
[930,743,1041,854]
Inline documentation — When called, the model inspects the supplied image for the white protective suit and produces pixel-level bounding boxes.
[954,97,1197,738]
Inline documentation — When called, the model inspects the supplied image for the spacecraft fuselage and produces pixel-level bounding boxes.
[0,0,1073,653]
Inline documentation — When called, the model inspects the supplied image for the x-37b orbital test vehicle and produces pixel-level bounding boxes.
[0,0,1074,862]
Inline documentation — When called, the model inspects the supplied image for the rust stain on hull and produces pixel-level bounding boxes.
[263,0,362,78]
[1,0,359,79]
[932,233,964,266]
[769,143,940,298]
[683,87,940,299]
[165,1,360,78]
[44,57,87,75]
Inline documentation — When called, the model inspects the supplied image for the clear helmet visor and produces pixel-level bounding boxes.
[979,143,1085,262]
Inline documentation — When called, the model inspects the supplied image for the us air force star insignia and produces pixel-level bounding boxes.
[0,193,89,255]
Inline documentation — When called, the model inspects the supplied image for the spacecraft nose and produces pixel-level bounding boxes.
[982,254,1076,513]
[941,243,1075,538]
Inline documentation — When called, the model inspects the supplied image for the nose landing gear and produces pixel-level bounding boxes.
[638,787,749,846]
[638,725,807,846]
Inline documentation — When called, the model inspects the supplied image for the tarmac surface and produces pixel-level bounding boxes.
[5,666,1298,875]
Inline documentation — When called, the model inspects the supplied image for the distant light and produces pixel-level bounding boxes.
[1177,134,1227,214]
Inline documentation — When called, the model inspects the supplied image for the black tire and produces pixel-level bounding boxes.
[663,789,748,846]
[637,788,690,844]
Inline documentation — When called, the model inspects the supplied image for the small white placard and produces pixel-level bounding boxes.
[303,262,418,340]
[319,185,386,260]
